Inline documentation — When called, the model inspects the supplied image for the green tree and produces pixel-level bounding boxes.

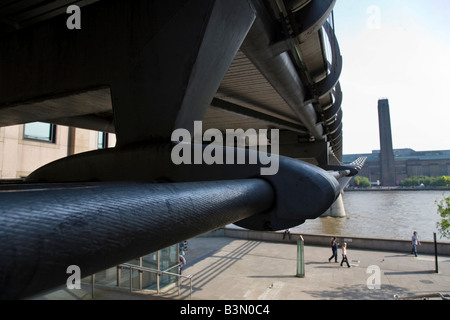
[401,176,450,187]
[436,195,450,239]
[353,176,371,188]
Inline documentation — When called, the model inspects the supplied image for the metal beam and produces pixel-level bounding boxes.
[314,21,342,98]
[0,179,274,299]
[286,0,336,43]
[211,98,308,134]
[25,143,341,230]
[241,0,324,140]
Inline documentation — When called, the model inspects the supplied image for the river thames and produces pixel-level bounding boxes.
[291,190,450,243]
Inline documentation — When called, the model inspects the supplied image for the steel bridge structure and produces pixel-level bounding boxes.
[0,0,364,299]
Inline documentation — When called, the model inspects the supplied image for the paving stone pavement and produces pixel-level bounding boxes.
[31,236,450,301]
[180,236,450,300]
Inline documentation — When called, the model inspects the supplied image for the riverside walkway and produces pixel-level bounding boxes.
[33,232,450,301]
[179,236,450,300]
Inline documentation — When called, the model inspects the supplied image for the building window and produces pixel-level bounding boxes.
[23,122,56,143]
[98,132,108,149]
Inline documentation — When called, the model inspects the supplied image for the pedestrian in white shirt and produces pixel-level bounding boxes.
[340,242,350,268]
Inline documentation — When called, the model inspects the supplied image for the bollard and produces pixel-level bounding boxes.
[296,235,305,278]
[434,232,439,274]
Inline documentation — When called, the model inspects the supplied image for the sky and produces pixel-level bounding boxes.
[332,0,450,154]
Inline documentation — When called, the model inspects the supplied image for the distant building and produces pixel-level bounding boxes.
[344,98,450,186]
[377,99,396,186]
[344,148,450,185]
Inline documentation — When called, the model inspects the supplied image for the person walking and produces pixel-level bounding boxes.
[411,231,421,257]
[283,229,291,240]
[179,254,186,275]
[328,237,339,263]
[340,242,350,268]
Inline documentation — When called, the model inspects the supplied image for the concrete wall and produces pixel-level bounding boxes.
[204,227,450,256]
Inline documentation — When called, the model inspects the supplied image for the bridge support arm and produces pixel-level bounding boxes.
[0,179,273,299]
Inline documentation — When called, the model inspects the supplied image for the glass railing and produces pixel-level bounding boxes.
[81,244,191,298]
[82,262,193,298]
[117,263,193,297]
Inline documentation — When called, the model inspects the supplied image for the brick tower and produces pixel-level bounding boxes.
[378,98,396,186]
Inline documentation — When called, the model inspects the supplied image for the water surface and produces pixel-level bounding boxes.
[291,190,449,242]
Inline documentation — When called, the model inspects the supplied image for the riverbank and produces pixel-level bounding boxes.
[206,227,450,256]
[183,235,450,300]
[345,186,450,192]
[34,234,450,301]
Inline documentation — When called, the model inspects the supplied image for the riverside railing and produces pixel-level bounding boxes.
[117,263,193,297]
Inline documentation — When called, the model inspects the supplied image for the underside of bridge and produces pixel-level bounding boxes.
[0,0,364,299]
